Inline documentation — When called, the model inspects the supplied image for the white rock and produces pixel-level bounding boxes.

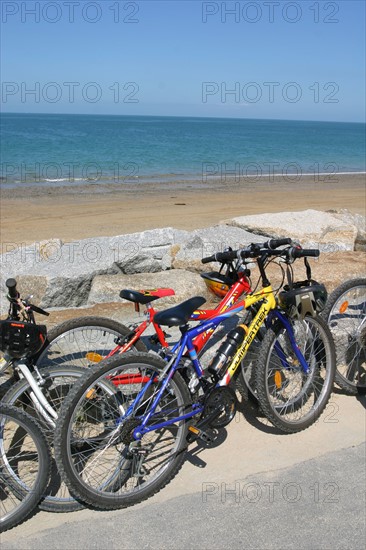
[226,209,357,252]
[88,269,211,306]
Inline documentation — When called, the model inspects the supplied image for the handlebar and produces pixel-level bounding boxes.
[290,248,320,259]
[201,250,238,264]
[30,304,50,317]
[239,245,320,261]
[263,238,292,249]
[5,278,49,317]
[201,240,320,264]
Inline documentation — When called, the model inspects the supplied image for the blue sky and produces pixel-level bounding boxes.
[1,0,365,121]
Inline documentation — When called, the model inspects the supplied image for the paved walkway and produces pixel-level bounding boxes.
[2,391,365,550]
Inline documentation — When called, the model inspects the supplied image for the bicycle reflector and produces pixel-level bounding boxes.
[0,320,47,359]
[85,352,104,363]
[200,272,235,298]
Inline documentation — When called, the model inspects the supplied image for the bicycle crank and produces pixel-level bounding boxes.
[203,386,238,429]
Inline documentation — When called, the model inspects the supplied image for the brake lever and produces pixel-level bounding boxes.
[29,303,50,316]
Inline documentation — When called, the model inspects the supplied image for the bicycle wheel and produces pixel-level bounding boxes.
[0,404,51,532]
[55,352,190,510]
[323,278,366,394]
[2,366,87,513]
[255,315,336,433]
[36,317,147,370]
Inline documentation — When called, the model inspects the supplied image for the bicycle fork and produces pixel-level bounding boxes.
[271,311,310,374]
[15,363,58,428]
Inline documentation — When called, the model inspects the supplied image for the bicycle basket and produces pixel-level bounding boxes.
[278,280,327,319]
[200,271,236,298]
[0,320,47,359]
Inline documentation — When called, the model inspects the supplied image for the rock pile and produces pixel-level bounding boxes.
[0,209,364,314]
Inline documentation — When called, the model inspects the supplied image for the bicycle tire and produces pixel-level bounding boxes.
[55,352,191,510]
[2,366,87,513]
[255,315,336,433]
[36,317,147,370]
[236,308,263,409]
[0,404,51,532]
[322,278,366,394]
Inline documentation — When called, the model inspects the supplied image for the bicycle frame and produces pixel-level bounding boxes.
[104,272,252,360]
[122,301,246,436]
[0,271,252,436]
[118,285,311,439]
[9,361,58,428]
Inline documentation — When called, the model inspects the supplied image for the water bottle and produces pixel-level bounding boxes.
[208,325,247,379]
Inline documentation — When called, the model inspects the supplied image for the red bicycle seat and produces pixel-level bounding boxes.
[120,288,175,305]
[139,288,175,298]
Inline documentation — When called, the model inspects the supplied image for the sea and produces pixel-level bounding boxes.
[1,113,365,188]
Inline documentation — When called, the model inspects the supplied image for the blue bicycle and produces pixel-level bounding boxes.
[54,242,335,510]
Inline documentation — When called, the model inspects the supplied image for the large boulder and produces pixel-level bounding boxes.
[2,212,364,317]
[87,269,212,306]
[172,225,257,271]
[0,228,189,312]
[224,210,358,252]
[327,209,366,251]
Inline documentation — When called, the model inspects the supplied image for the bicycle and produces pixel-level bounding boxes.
[54,242,335,511]
[323,278,366,394]
[0,279,88,513]
[0,248,269,512]
[0,404,51,532]
[37,238,291,408]
[0,252,262,512]
[33,244,261,403]
[34,249,256,370]
[34,239,292,406]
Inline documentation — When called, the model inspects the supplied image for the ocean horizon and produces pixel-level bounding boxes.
[1,112,365,188]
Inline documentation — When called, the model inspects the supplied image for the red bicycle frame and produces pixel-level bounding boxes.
[103,273,252,360]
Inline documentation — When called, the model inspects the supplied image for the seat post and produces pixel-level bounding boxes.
[179,324,189,336]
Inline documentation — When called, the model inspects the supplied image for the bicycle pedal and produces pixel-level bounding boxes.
[187,425,213,444]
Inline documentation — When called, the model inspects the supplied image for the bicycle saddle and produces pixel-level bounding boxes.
[120,288,175,305]
[154,296,206,327]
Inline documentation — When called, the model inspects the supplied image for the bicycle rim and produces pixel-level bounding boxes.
[328,283,366,388]
[0,406,50,532]
[258,316,335,430]
[57,356,189,509]
[2,367,86,512]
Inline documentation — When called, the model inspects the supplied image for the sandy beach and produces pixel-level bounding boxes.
[1,173,365,246]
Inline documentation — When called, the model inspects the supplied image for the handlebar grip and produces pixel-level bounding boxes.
[291,248,320,259]
[265,238,292,249]
[202,250,239,264]
[201,255,216,264]
[215,250,239,263]
[6,278,18,299]
[239,247,253,259]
